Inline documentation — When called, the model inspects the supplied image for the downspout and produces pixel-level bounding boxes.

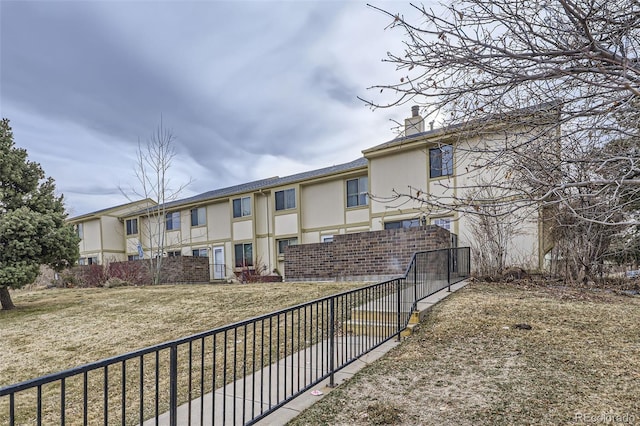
[261,190,272,273]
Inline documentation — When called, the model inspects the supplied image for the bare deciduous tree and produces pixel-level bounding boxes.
[123,118,191,285]
[364,0,640,278]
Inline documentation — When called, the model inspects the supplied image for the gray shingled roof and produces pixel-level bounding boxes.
[127,157,368,216]
[365,101,561,154]
[68,199,155,222]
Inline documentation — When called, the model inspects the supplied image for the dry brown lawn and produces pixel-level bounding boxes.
[290,281,640,426]
[0,281,369,388]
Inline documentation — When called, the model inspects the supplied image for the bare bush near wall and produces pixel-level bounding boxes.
[364,0,640,278]
[466,186,526,277]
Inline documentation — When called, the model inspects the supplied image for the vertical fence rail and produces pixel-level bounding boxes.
[0,247,470,426]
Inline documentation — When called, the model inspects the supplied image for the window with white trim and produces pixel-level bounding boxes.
[429,144,454,178]
[346,176,368,207]
[166,212,180,231]
[277,237,298,255]
[432,217,452,231]
[234,243,253,267]
[321,235,334,243]
[232,197,251,218]
[192,248,208,257]
[191,207,206,226]
[126,218,138,235]
[384,219,420,230]
[275,188,296,211]
[76,223,83,239]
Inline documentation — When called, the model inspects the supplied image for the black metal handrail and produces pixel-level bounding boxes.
[0,247,470,426]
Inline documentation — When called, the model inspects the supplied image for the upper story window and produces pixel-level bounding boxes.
[429,144,454,178]
[275,188,296,211]
[191,207,206,226]
[232,196,251,218]
[76,223,83,239]
[346,176,368,207]
[384,219,420,230]
[126,218,138,235]
[166,211,180,231]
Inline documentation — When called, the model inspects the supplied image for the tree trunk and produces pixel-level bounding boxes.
[0,287,16,310]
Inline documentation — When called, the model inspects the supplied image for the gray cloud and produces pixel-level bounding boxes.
[1,1,420,216]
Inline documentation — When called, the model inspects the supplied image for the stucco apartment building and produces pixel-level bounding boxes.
[69,107,553,280]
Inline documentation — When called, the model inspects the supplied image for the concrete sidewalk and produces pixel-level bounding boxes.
[255,279,469,425]
[147,280,469,426]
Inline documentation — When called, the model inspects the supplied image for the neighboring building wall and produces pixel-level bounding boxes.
[284,225,451,281]
[365,125,544,271]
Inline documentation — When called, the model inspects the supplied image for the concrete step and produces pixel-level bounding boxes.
[343,319,401,336]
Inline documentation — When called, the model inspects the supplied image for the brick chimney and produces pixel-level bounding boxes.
[404,105,425,137]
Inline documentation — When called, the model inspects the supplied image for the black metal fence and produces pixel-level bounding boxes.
[0,247,470,426]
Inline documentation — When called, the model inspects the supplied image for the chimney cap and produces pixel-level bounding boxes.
[411,105,420,117]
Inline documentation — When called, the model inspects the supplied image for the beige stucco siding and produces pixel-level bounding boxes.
[301,180,344,229]
[275,213,298,236]
[346,207,369,225]
[302,231,320,244]
[190,226,207,243]
[208,202,231,241]
[369,149,427,214]
[254,193,271,235]
[79,219,102,252]
[233,220,253,241]
[100,217,124,251]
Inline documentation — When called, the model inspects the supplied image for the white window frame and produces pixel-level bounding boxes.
[126,218,138,235]
[346,176,368,207]
[166,211,181,231]
[429,144,454,178]
[432,217,453,231]
[232,196,252,218]
[277,237,298,255]
[190,207,206,227]
[275,188,296,211]
[192,248,208,257]
[234,243,253,267]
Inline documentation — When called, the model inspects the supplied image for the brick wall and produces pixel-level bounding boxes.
[69,257,210,286]
[284,225,451,281]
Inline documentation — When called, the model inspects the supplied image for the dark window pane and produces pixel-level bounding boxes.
[244,244,253,266]
[275,191,284,210]
[235,244,244,267]
[233,199,242,218]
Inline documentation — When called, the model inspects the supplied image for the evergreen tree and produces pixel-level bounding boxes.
[0,118,79,309]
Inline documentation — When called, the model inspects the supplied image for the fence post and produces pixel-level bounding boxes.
[447,249,452,292]
[329,297,336,387]
[397,279,402,342]
[169,345,178,426]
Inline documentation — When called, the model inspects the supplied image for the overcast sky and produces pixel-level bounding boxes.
[1,1,430,217]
